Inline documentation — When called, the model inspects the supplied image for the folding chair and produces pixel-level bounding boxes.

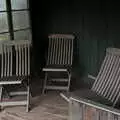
[42,34,74,93]
[61,47,120,107]
[0,40,31,112]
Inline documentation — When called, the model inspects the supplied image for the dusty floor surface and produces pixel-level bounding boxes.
[0,92,68,120]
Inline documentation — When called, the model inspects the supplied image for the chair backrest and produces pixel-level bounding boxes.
[46,34,74,66]
[92,48,120,106]
[1,40,31,78]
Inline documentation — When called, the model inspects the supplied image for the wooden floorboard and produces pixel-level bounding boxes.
[0,92,68,120]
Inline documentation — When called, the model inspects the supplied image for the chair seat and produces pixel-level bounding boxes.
[0,76,27,85]
[43,65,71,72]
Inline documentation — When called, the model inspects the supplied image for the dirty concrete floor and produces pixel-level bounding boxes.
[0,92,68,120]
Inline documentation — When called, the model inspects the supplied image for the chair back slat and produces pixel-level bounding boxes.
[101,56,119,96]
[19,45,22,76]
[59,38,63,64]
[4,45,7,77]
[1,45,4,77]
[10,46,13,76]
[1,40,31,78]
[25,43,27,76]
[27,43,30,75]
[1,44,13,78]
[47,34,74,66]
[70,38,74,65]
[92,48,120,106]
[6,46,9,76]
[62,39,65,64]
[64,39,68,64]
[15,45,18,76]
[14,41,31,76]
[47,38,53,65]
[57,38,60,64]
[92,54,113,91]
[21,44,24,75]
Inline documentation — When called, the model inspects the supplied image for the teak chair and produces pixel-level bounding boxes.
[42,34,74,93]
[61,48,120,120]
[0,40,31,112]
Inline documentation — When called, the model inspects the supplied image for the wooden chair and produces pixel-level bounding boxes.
[61,48,120,120]
[0,40,31,112]
[42,34,74,93]
[91,48,120,106]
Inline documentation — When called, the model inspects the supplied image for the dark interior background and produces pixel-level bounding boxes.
[29,0,120,89]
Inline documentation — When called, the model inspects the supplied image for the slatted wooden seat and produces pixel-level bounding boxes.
[42,34,74,93]
[0,76,26,85]
[0,40,31,112]
[43,65,72,72]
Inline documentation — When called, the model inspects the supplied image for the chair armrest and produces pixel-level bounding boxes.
[60,93,70,102]
[88,74,96,80]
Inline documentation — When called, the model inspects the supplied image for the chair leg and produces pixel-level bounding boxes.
[67,72,71,93]
[42,72,48,94]
[69,99,73,120]
[26,80,30,112]
[4,87,11,99]
[0,86,3,111]
[0,86,3,101]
